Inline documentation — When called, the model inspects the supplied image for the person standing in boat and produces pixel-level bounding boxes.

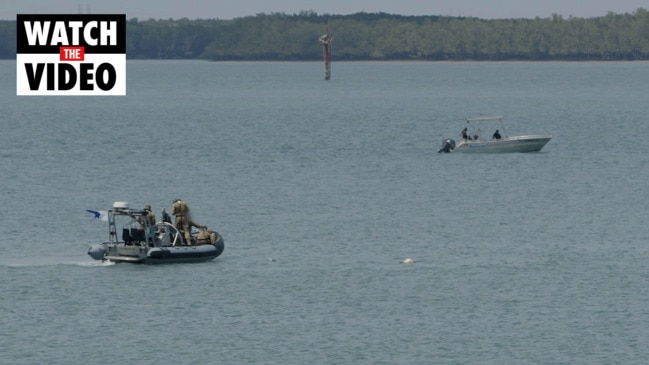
[492,130,502,140]
[139,205,156,226]
[171,199,192,245]
[138,205,156,244]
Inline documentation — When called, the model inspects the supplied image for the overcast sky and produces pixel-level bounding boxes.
[2,0,647,20]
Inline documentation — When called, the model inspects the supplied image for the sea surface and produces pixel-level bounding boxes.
[1,60,649,364]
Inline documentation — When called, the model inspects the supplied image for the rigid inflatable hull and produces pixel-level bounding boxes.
[88,236,224,264]
[146,239,224,264]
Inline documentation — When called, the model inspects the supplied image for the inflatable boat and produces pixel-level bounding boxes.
[87,202,224,264]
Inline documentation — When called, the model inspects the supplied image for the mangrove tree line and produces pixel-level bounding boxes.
[2,9,649,60]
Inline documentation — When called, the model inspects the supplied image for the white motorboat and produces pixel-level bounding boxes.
[438,116,551,153]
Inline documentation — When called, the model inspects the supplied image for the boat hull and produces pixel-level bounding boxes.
[145,241,224,264]
[453,135,551,153]
[88,234,225,264]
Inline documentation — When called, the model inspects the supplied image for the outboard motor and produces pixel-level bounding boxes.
[438,138,456,153]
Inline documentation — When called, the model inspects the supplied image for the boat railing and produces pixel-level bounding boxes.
[466,115,503,122]
[464,115,507,140]
[154,222,182,247]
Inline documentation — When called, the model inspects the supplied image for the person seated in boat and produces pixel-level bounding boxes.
[189,220,206,231]
[492,130,502,140]
[461,127,471,141]
[196,229,218,245]
[186,220,208,246]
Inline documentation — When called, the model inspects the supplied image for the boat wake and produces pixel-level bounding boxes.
[74,260,115,267]
[1,258,115,268]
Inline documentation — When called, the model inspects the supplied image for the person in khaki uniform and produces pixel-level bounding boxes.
[196,229,217,245]
[137,205,157,244]
[182,219,209,245]
[189,219,207,231]
[171,199,191,245]
[139,205,156,226]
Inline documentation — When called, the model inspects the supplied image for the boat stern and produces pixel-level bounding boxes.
[438,138,456,153]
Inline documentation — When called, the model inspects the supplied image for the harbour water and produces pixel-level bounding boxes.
[1,60,649,364]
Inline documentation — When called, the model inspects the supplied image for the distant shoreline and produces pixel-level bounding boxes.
[3,10,649,61]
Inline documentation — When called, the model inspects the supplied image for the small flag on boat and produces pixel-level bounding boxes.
[86,210,108,222]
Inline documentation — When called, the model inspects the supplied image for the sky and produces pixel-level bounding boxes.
[1,0,647,21]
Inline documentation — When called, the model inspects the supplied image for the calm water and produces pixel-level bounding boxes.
[1,60,649,364]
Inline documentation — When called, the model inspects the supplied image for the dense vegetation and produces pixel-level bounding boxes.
[4,9,649,60]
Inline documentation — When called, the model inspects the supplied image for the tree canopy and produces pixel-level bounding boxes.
[3,9,649,60]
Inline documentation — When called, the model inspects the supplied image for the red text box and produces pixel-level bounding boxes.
[60,46,85,61]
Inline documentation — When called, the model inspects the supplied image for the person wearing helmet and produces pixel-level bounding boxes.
[137,204,156,228]
[135,205,157,244]
[140,205,156,226]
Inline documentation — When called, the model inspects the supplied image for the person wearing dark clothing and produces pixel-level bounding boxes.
[461,127,470,140]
